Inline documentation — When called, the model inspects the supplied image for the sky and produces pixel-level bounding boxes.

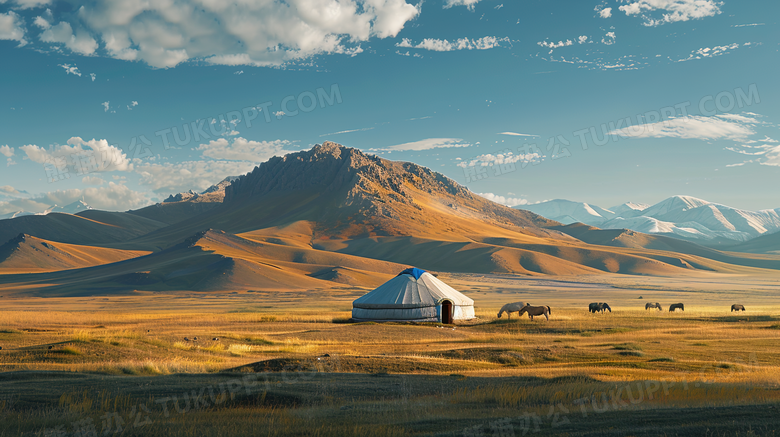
[0,0,778,217]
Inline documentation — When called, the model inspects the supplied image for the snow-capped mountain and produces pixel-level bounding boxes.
[0,199,92,220]
[516,196,780,245]
[514,199,617,226]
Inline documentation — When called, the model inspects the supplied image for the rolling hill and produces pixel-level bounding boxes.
[0,210,168,247]
[0,234,150,274]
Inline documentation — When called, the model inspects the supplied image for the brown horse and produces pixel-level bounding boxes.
[645,302,661,311]
[669,303,684,312]
[731,304,745,312]
[518,304,551,321]
[497,302,526,319]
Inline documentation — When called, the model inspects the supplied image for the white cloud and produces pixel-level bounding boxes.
[618,0,722,26]
[608,114,759,142]
[20,137,133,174]
[457,150,542,168]
[36,0,419,68]
[384,138,472,151]
[396,36,510,51]
[597,7,612,18]
[33,15,50,30]
[39,21,98,55]
[0,145,14,158]
[601,32,616,45]
[538,39,573,50]
[135,160,255,195]
[90,73,96,81]
[0,183,149,215]
[319,127,375,137]
[578,35,588,44]
[0,185,21,195]
[58,63,81,76]
[443,0,482,10]
[102,101,109,112]
[13,0,53,10]
[0,11,27,46]
[676,43,744,62]
[197,138,296,162]
[81,176,105,186]
[477,192,530,207]
[497,132,539,137]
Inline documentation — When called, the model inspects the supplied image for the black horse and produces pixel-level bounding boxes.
[589,303,612,313]
[669,303,684,312]
[645,302,662,311]
[731,304,746,312]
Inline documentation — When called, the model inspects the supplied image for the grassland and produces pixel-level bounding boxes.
[0,273,779,435]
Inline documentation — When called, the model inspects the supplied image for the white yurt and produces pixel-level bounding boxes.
[352,268,475,323]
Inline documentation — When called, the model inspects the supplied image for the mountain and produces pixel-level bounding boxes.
[0,234,149,274]
[515,199,617,226]
[609,202,650,218]
[51,199,93,214]
[0,210,168,247]
[726,230,780,254]
[2,143,779,295]
[516,196,780,246]
[0,199,93,220]
[162,176,239,203]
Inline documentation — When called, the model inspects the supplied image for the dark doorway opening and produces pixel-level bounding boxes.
[441,300,453,324]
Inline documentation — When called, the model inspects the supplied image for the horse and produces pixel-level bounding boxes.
[589,303,611,313]
[669,303,684,312]
[645,302,662,311]
[731,304,745,312]
[497,302,526,320]
[518,304,551,321]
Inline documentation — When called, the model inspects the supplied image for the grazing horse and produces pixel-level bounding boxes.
[645,302,662,311]
[669,303,684,312]
[497,302,526,320]
[731,304,746,312]
[589,303,612,313]
[518,304,551,321]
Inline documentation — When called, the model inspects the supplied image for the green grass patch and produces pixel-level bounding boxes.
[649,357,675,362]
[54,346,83,355]
[612,343,643,351]
[618,351,645,357]
[0,328,22,334]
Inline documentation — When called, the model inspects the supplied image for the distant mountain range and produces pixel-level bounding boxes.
[2,143,779,296]
[515,196,780,246]
[0,199,93,220]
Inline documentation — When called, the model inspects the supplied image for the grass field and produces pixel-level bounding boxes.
[0,273,779,435]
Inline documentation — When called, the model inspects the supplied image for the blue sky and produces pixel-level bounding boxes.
[0,0,778,216]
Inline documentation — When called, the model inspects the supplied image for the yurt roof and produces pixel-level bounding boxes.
[353,268,474,309]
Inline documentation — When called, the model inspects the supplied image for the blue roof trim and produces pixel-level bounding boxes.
[398,267,426,280]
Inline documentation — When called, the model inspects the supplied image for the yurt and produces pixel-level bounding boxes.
[352,268,475,323]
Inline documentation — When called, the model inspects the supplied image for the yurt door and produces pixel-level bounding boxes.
[441,300,453,324]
